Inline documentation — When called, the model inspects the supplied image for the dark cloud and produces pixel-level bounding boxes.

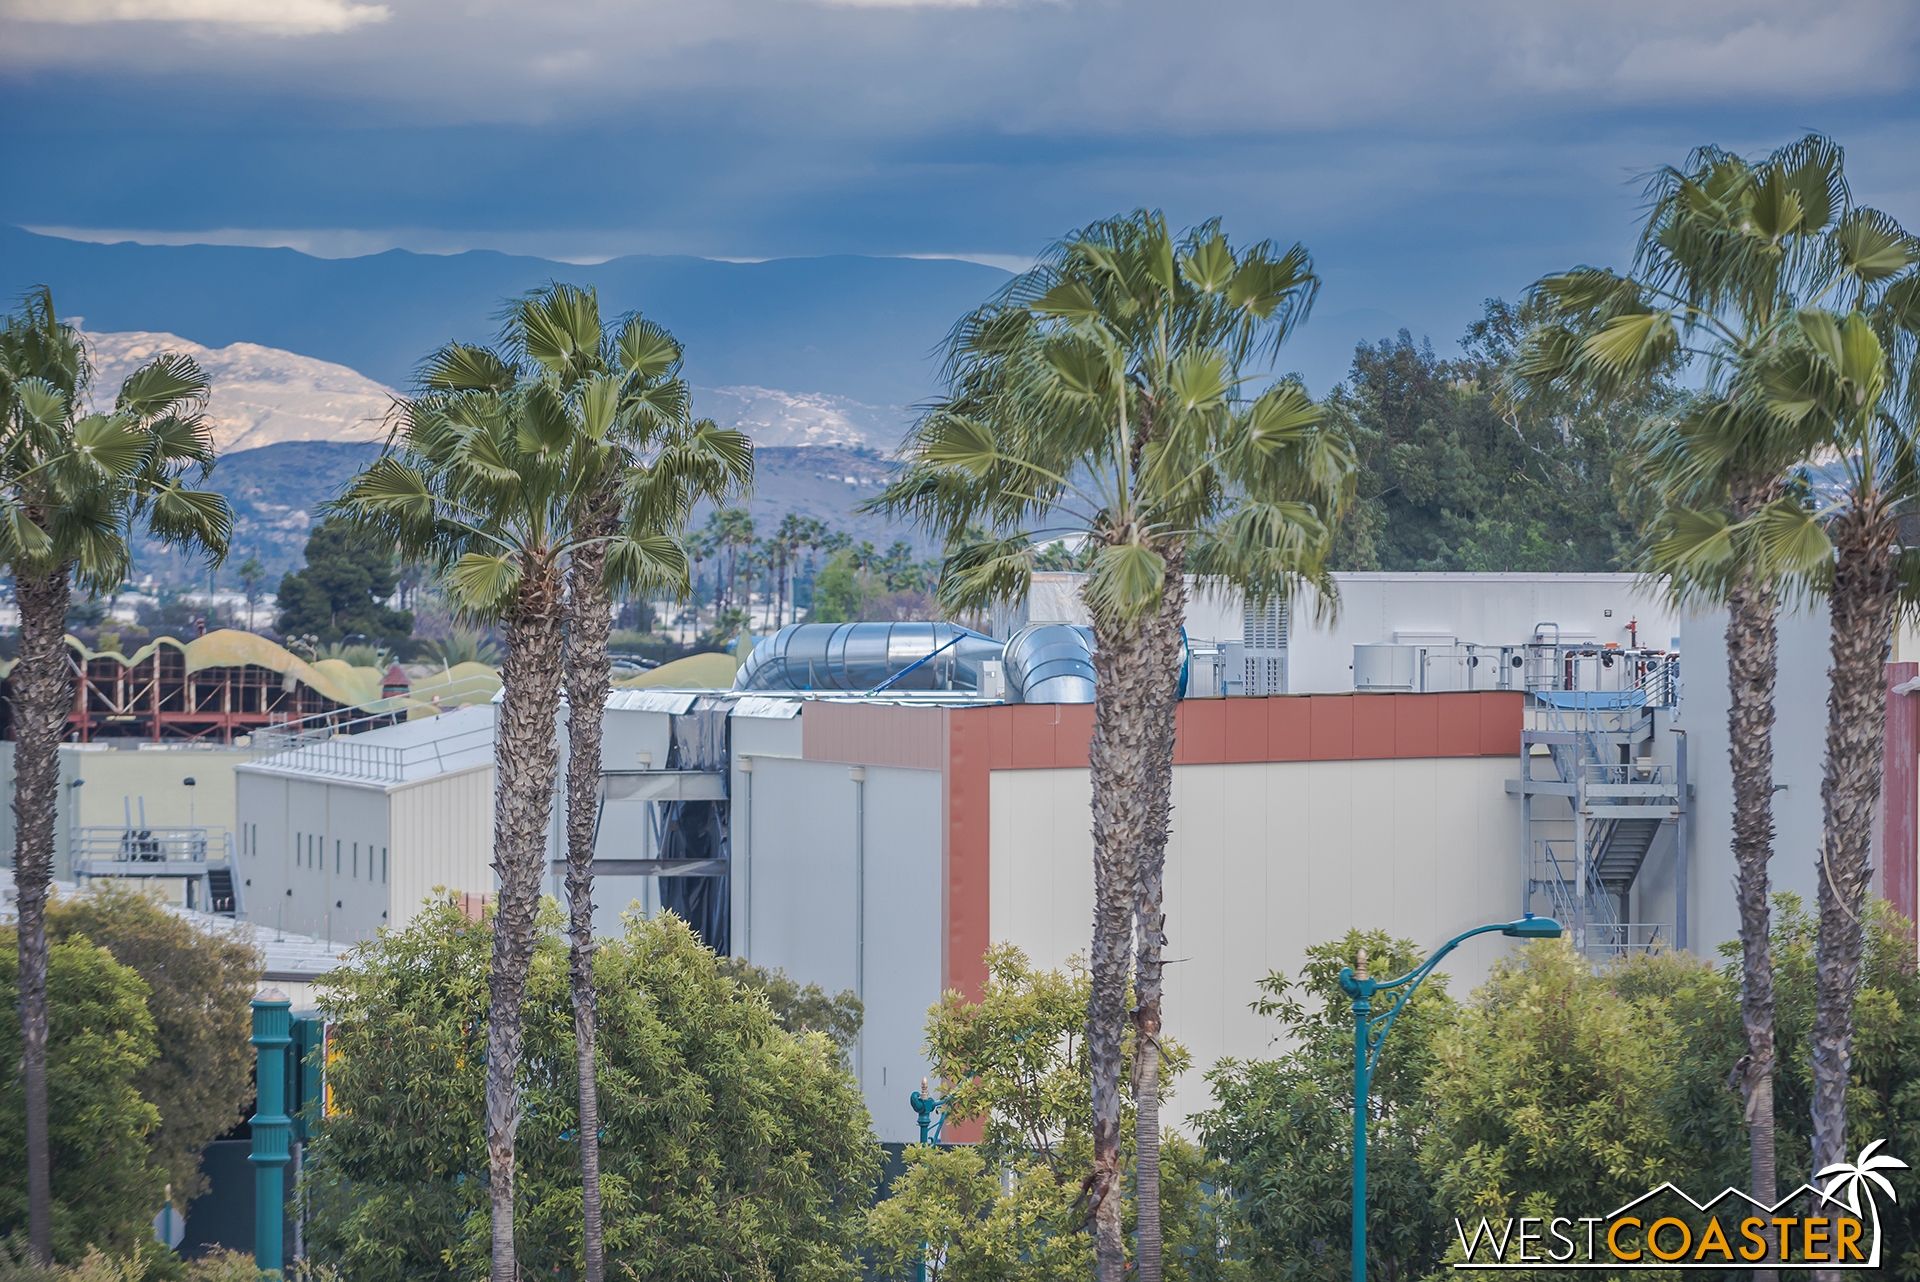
[3,0,1919,392]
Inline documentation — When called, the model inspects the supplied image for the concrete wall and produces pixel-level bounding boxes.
[734,751,944,1143]
[989,754,1523,1126]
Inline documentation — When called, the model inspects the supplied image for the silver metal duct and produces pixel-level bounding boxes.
[733,622,1001,693]
[1001,624,1097,704]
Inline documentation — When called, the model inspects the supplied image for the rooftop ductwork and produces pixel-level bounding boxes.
[733,622,1002,694]
[1001,624,1097,704]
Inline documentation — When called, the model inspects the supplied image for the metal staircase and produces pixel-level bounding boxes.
[1507,647,1687,959]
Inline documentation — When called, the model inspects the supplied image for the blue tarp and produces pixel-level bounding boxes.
[1536,690,1647,710]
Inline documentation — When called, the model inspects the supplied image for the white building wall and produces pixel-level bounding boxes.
[237,771,391,942]
[989,755,1522,1127]
[1644,602,1880,958]
[388,764,496,926]
[1286,573,1684,695]
[735,753,943,1143]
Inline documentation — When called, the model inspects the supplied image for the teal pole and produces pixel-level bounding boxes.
[1338,915,1561,1282]
[909,1082,949,1282]
[250,989,293,1274]
[1348,968,1373,1282]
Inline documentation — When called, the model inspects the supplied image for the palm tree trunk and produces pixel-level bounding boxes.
[1725,566,1780,1282]
[1088,554,1185,1282]
[1810,508,1901,1222]
[10,567,70,1267]
[564,514,615,1282]
[1131,555,1187,1282]
[486,557,567,1282]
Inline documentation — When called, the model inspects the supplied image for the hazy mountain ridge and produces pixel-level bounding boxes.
[2,225,1008,407]
[82,328,395,451]
[79,328,903,453]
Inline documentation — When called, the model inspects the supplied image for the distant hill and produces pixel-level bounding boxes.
[138,441,932,586]
[1,225,1009,408]
[83,329,394,452]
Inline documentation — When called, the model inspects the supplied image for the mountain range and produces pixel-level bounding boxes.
[2,225,1006,408]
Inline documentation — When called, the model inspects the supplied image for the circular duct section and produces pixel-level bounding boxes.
[733,622,1001,693]
[1002,624,1097,704]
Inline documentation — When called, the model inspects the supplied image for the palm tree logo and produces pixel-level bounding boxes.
[1815,1139,1909,1268]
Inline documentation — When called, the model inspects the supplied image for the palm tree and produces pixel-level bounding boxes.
[1755,286,1919,1202]
[237,553,265,631]
[1508,138,1884,1256]
[0,287,232,1263]
[869,210,1347,1282]
[483,284,747,1281]
[775,512,808,627]
[330,307,730,1282]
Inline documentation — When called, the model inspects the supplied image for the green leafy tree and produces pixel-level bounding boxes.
[870,210,1350,1281]
[0,931,162,1262]
[715,956,863,1055]
[301,897,879,1282]
[1421,940,1694,1269]
[273,521,414,642]
[865,944,1237,1282]
[1327,306,1663,574]
[1198,930,1455,1282]
[46,885,260,1213]
[808,549,868,623]
[0,289,230,1263]
[331,298,741,1282]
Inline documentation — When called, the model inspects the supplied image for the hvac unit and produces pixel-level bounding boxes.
[1241,599,1289,696]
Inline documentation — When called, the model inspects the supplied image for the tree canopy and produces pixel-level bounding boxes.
[0,932,161,1262]
[273,520,414,642]
[301,898,879,1282]
[1327,302,1668,573]
[46,885,260,1210]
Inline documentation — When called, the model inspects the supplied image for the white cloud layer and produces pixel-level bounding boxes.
[4,0,387,34]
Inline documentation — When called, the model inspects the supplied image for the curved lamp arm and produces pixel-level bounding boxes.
[1339,915,1561,1075]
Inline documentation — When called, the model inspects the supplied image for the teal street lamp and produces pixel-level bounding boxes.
[1337,914,1562,1282]
[909,1081,951,1282]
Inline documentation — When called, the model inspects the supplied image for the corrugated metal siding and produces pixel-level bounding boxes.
[388,764,496,926]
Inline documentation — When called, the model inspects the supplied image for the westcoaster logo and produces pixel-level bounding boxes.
[1451,1140,1907,1270]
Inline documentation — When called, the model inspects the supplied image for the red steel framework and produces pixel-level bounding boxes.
[0,644,357,744]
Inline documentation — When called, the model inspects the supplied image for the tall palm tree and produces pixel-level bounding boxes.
[869,210,1348,1282]
[1755,284,1920,1207]
[1509,138,1878,1256]
[237,553,265,631]
[472,284,749,1280]
[775,512,808,627]
[0,287,232,1263]
[331,312,728,1282]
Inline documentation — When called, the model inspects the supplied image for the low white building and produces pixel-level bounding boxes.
[233,704,497,943]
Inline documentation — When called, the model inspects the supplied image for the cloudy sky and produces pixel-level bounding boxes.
[5,0,1920,382]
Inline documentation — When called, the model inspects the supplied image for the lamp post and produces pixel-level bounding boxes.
[1337,914,1562,1282]
[909,1080,950,1282]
